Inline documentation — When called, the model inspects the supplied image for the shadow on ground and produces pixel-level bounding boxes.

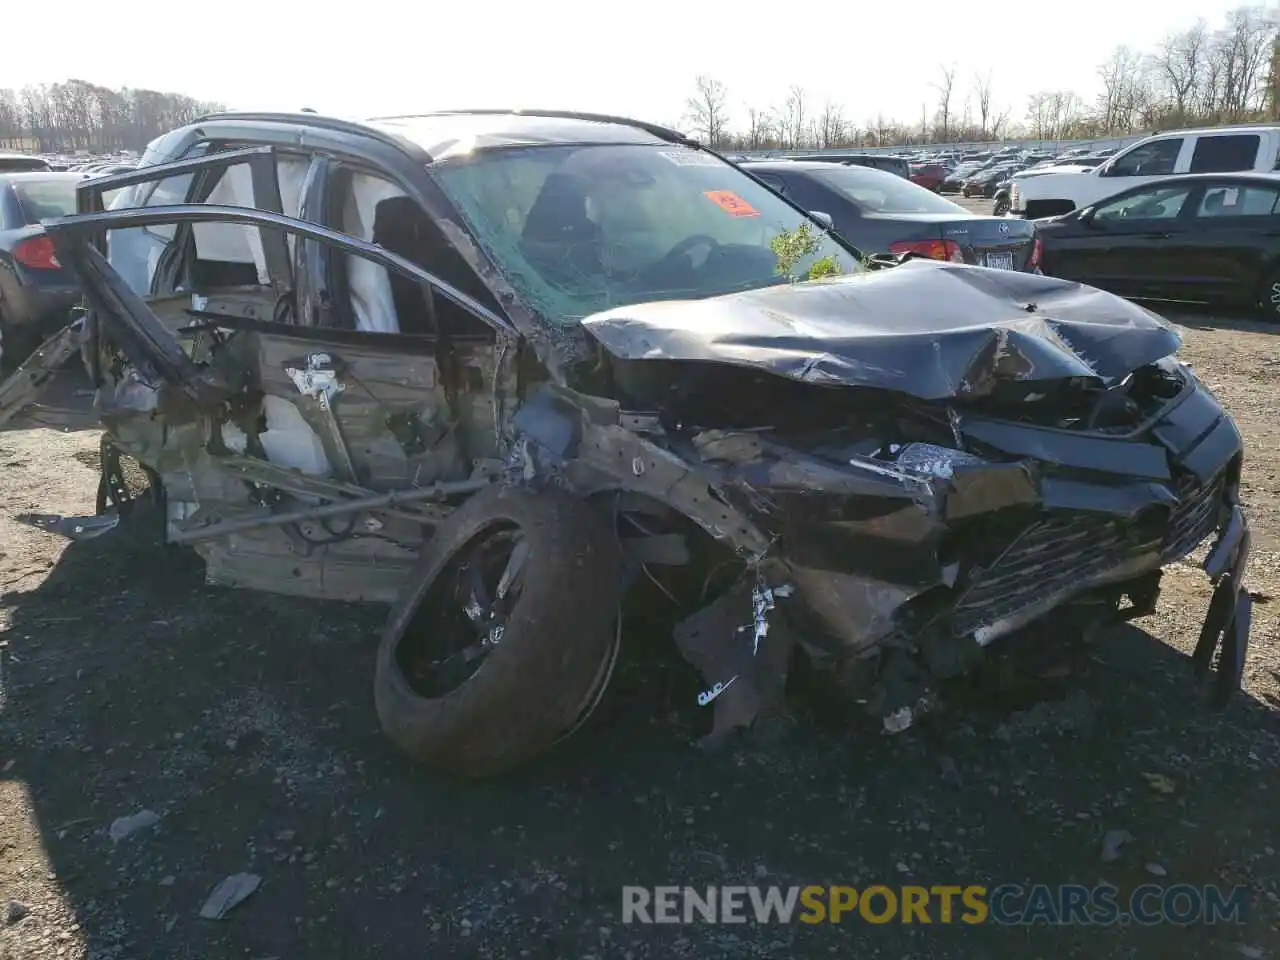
[1,507,1278,960]
[1159,304,1280,337]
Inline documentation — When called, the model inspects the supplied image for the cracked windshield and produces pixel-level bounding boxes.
[431,143,861,322]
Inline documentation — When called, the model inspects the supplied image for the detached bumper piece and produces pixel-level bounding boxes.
[1193,505,1252,707]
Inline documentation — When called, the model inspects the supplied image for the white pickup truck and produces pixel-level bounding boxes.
[1010,125,1280,219]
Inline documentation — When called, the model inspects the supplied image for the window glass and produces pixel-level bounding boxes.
[431,143,860,325]
[104,174,194,294]
[813,165,967,214]
[1189,135,1259,173]
[1195,184,1280,217]
[1094,185,1192,221]
[1104,139,1183,177]
[12,178,79,222]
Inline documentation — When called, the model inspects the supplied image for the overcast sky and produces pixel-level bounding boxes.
[1,0,1254,130]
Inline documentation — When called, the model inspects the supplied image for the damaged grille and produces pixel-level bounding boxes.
[950,470,1226,639]
[1162,470,1225,560]
[951,515,1128,638]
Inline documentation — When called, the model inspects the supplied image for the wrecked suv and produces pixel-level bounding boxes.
[0,110,1253,776]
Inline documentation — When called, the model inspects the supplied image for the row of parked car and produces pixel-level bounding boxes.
[3,122,1278,369]
[0,108,1253,776]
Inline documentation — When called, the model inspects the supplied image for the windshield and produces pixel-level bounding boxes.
[13,179,79,223]
[430,144,861,325]
[813,165,968,215]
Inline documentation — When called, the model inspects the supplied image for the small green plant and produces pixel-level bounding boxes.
[770,224,843,282]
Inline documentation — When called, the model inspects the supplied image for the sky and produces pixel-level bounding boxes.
[1,0,1255,132]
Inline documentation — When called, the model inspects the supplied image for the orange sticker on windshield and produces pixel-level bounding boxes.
[704,190,759,217]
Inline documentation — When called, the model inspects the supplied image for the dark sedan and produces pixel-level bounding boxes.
[0,172,84,367]
[962,164,1025,198]
[743,160,1042,270]
[940,162,986,192]
[1036,173,1280,318]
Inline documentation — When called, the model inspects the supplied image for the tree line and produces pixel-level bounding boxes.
[684,3,1280,150]
[0,79,226,153]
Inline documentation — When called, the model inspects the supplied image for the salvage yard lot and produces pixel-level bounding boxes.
[2,199,1280,959]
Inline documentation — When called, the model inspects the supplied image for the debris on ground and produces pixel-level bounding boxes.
[5,900,29,924]
[1099,829,1134,863]
[198,873,262,919]
[1142,772,1178,794]
[1144,862,1168,877]
[108,808,161,842]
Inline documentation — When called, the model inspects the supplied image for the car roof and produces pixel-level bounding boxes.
[198,109,690,163]
[1143,124,1280,138]
[366,112,673,160]
[1118,172,1280,187]
[743,159,892,173]
[0,171,85,186]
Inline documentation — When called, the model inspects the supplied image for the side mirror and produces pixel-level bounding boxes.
[1078,206,1099,227]
[810,210,834,230]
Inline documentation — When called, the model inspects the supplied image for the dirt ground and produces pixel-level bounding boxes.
[2,208,1280,958]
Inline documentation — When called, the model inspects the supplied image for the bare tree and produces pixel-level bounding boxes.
[781,86,807,148]
[989,106,1011,139]
[816,100,846,148]
[744,105,766,149]
[973,70,994,138]
[1153,21,1209,124]
[933,64,957,141]
[0,80,222,152]
[1096,45,1156,133]
[1212,4,1276,118]
[684,75,730,146]
[1269,32,1280,116]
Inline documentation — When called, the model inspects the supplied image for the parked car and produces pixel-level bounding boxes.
[743,160,1041,270]
[0,172,85,366]
[786,153,911,179]
[962,164,1024,198]
[0,110,1252,778]
[1037,172,1280,317]
[909,162,948,191]
[940,162,988,192]
[0,152,52,174]
[1011,126,1280,219]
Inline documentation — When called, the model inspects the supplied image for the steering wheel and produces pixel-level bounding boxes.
[661,234,721,266]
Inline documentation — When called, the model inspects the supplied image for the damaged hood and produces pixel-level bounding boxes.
[580,260,1181,400]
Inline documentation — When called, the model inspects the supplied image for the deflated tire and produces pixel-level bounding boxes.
[374,484,623,777]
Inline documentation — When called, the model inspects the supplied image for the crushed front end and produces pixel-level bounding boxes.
[530,267,1254,743]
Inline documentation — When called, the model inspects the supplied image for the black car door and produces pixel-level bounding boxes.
[1181,180,1280,307]
[1052,183,1198,299]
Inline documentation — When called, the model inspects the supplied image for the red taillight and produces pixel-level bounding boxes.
[889,239,964,263]
[14,235,60,269]
[1028,235,1043,270]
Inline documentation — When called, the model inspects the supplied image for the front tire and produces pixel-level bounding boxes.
[374,484,623,777]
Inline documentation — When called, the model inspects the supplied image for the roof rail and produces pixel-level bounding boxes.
[368,109,696,146]
[192,111,425,158]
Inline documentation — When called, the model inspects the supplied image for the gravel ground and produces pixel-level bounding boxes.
[1,205,1279,958]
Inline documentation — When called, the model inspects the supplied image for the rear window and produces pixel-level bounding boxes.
[13,180,79,223]
[1190,134,1260,173]
[0,156,51,173]
[813,166,968,215]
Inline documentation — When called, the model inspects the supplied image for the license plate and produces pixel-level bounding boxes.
[985,252,1015,270]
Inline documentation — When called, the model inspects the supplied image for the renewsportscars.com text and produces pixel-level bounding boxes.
[621,884,1249,926]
